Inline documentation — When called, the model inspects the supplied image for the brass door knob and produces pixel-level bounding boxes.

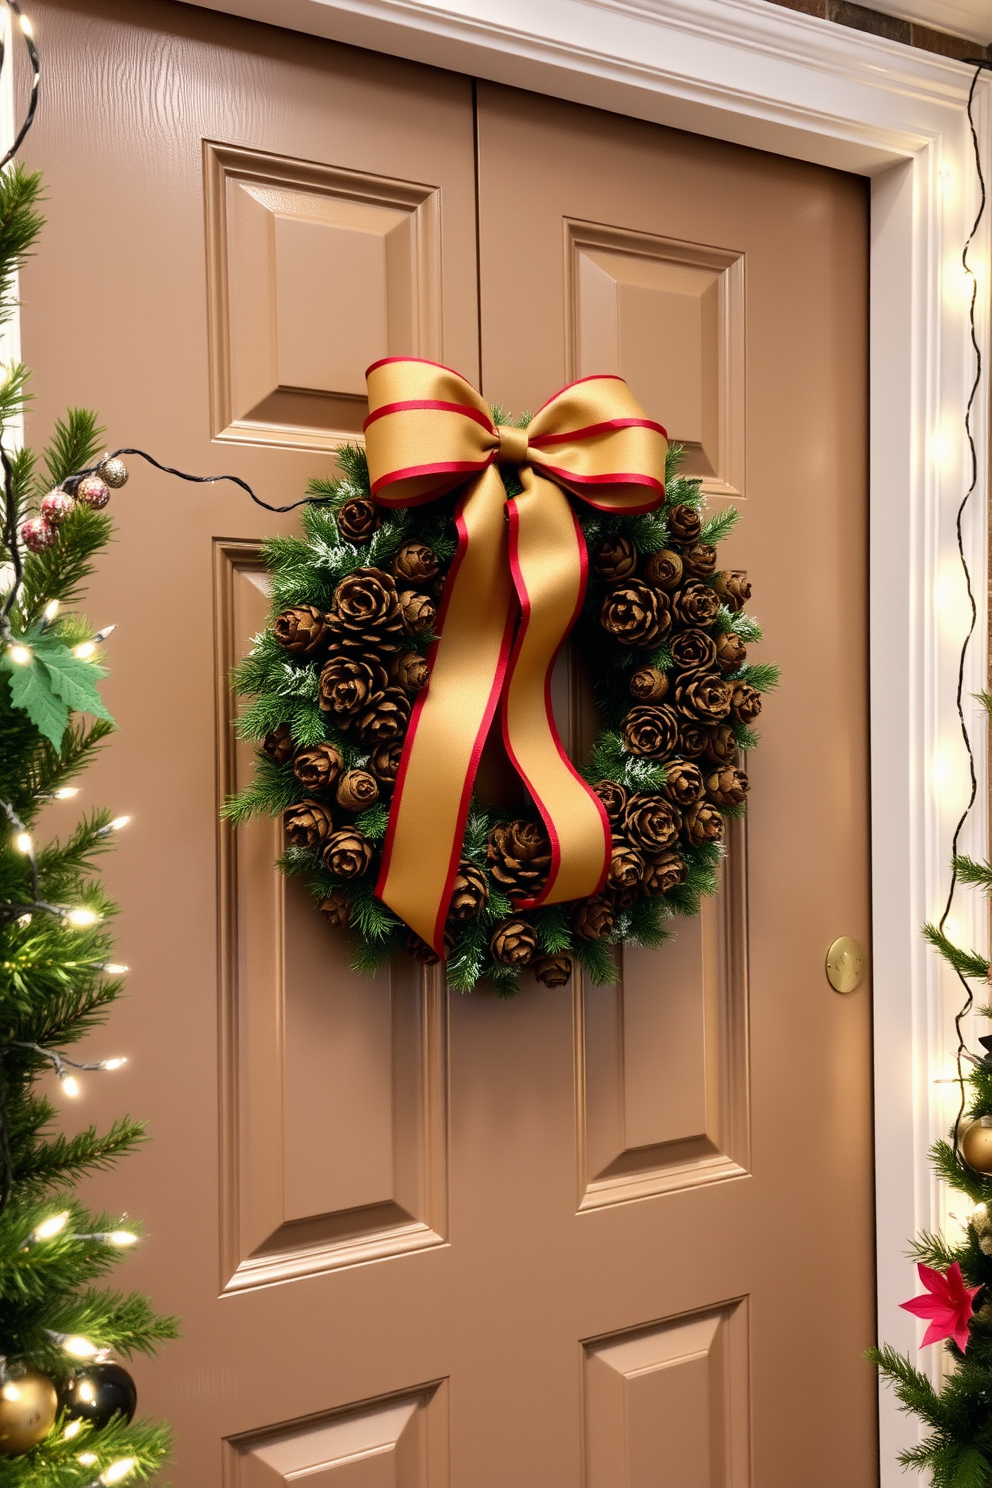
[825,936,866,994]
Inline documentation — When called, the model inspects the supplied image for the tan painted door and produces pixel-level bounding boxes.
[24,3,876,1484]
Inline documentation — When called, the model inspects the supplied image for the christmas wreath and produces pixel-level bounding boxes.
[226,359,778,995]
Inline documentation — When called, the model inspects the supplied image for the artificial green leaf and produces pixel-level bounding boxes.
[2,652,69,747]
[32,633,114,723]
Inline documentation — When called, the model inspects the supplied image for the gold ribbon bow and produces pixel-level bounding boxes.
[364,357,668,955]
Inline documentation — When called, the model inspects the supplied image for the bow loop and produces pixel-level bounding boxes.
[362,358,668,955]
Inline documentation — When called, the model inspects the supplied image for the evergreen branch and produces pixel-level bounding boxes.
[923,922,991,981]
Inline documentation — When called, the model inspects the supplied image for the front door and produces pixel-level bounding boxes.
[25,3,875,1484]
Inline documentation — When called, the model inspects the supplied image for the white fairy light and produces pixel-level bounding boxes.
[65,908,99,927]
[31,1212,69,1241]
[8,644,30,665]
[14,831,31,853]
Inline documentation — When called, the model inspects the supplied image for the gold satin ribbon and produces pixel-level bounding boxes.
[363,357,668,955]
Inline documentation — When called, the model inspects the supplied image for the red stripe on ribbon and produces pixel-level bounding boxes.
[364,400,495,433]
[528,416,668,446]
[370,459,493,501]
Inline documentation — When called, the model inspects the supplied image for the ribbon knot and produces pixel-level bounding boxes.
[495,424,529,465]
[363,356,668,955]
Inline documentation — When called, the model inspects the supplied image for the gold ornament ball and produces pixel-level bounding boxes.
[97,455,128,489]
[0,1372,58,1455]
[961,1118,992,1175]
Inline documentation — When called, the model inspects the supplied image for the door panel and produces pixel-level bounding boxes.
[214,544,448,1290]
[22,5,874,1485]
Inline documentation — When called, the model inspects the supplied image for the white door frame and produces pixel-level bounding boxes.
[183,0,990,1474]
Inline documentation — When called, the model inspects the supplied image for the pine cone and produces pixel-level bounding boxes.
[336,769,379,812]
[285,800,334,848]
[369,740,404,785]
[606,881,642,911]
[390,650,430,694]
[607,841,645,892]
[705,724,738,765]
[490,918,538,967]
[682,542,717,580]
[670,629,718,672]
[592,535,637,585]
[318,889,353,927]
[683,799,725,846]
[642,548,683,591]
[399,589,437,637]
[629,666,669,702]
[593,779,629,825]
[705,765,748,807]
[622,704,680,760]
[643,850,687,897]
[572,896,615,940]
[601,581,670,648]
[729,681,762,726]
[487,820,552,900]
[262,723,294,765]
[292,741,345,792]
[715,631,747,672]
[667,503,702,543]
[337,498,379,544]
[406,928,454,965]
[353,687,412,747]
[624,794,681,854]
[713,570,752,611]
[532,954,572,988]
[322,828,374,879]
[273,605,327,657]
[672,583,721,629]
[431,571,447,602]
[487,916,535,964]
[663,760,704,806]
[674,671,733,723]
[394,541,439,587]
[327,568,405,653]
[678,720,711,759]
[318,655,388,724]
[448,861,489,920]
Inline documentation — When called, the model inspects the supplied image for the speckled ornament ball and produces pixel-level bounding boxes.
[97,455,128,489]
[20,517,55,552]
[75,475,110,510]
[39,487,75,526]
[0,1371,57,1455]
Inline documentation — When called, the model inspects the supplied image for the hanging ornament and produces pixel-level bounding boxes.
[20,516,55,552]
[58,1362,137,1428]
[962,1116,992,1175]
[0,1371,58,1455]
[96,454,128,489]
[39,487,75,526]
[75,475,110,510]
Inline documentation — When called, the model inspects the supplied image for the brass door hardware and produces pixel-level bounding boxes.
[825,936,866,994]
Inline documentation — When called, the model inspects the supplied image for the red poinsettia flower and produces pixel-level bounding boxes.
[900,1262,981,1352]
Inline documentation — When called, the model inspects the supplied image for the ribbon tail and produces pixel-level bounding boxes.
[375,465,515,955]
[502,469,612,908]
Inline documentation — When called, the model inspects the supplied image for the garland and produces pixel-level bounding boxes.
[226,435,778,995]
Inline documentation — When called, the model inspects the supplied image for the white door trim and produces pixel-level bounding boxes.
[180,0,990,1475]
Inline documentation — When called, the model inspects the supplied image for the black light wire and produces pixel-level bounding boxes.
[941,59,990,1159]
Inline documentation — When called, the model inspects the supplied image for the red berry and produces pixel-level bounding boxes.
[20,517,56,552]
[40,488,75,526]
[76,475,110,510]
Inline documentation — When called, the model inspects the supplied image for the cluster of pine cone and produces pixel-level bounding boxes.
[264,498,507,969]
[554,500,758,936]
